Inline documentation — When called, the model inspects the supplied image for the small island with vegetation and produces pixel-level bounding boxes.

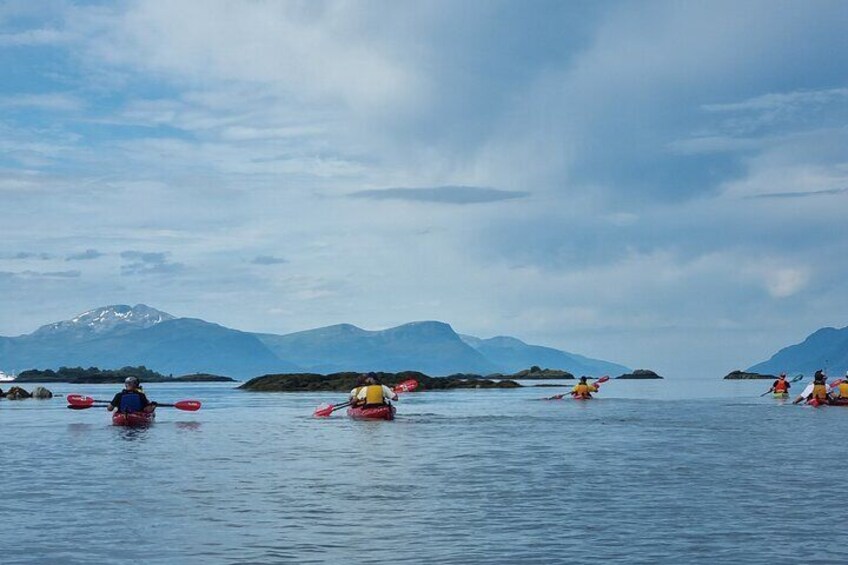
[239,365,667,392]
[616,369,664,379]
[722,370,777,380]
[486,366,575,379]
[239,371,521,392]
[13,366,236,384]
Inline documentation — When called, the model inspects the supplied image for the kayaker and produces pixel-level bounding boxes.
[572,376,598,399]
[107,377,155,413]
[349,374,369,407]
[832,373,848,399]
[811,370,830,402]
[769,373,791,395]
[353,374,398,407]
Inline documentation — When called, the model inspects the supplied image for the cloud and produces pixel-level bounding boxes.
[251,255,288,265]
[9,252,51,260]
[747,188,847,200]
[0,93,83,112]
[349,186,529,205]
[0,28,72,47]
[764,268,810,298]
[0,270,80,279]
[66,249,104,261]
[120,251,184,276]
[1,1,848,377]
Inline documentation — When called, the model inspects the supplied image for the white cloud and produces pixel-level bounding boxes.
[764,268,810,298]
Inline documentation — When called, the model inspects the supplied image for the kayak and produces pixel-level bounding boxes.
[347,404,396,421]
[828,398,848,406]
[112,411,155,427]
[773,392,789,399]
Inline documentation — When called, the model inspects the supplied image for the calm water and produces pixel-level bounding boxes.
[2,379,846,564]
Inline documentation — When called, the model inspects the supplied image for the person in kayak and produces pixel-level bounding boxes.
[794,370,831,404]
[107,377,155,413]
[834,373,848,399]
[769,373,791,395]
[349,374,369,407]
[572,376,599,399]
[353,373,398,407]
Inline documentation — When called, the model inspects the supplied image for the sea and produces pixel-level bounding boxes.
[1,378,845,564]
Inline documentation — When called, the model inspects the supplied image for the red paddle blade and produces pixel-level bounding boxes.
[313,403,335,418]
[67,394,95,408]
[595,376,610,385]
[394,379,418,393]
[174,400,202,411]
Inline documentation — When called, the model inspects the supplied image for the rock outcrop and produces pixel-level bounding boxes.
[31,386,53,399]
[4,386,32,400]
[239,371,521,392]
[723,370,776,380]
[617,369,664,379]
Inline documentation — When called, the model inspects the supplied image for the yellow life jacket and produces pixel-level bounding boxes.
[365,384,386,405]
[811,383,828,400]
[572,383,591,396]
[838,383,848,397]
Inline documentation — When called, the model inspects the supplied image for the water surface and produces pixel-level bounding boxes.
[1,379,844,564]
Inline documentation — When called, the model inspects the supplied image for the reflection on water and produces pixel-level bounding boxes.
[175,421,202,431]
[2,380,846,564]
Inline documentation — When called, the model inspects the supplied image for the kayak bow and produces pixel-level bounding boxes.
[346,405,396,421]
[112,411,156,427]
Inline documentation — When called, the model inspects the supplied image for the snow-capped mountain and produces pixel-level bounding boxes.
[31,304,175,338]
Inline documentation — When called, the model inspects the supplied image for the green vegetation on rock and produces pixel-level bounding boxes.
[239,371,520,392]
[723,370,776,380]
[617,369,664,379]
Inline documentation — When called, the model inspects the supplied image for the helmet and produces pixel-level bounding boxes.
[124,376,139,386]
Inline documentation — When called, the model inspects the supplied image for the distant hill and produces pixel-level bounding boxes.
[0,304,631,379]
[255,321,498,376]
[460,335,630,377]
[748,326,848,377]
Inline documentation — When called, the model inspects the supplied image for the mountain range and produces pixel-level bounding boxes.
[0,304,631,379]
[748,325,848,377]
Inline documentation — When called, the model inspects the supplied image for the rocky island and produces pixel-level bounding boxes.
[722,370,777,380]
[616,369,664,379]
[239,371,520,392]
[485,366,575,379]
[13,366,236,384]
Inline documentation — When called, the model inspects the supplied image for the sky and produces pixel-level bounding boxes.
[1,0,847,378]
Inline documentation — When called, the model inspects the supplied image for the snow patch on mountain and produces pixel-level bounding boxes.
[32,304,175,336]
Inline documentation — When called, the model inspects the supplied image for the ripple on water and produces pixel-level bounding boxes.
[2,381,847,564]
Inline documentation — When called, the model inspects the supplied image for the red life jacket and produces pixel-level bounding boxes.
[774,379,788,392]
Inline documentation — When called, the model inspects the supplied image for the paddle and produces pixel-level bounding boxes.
[545,376,610,401]
[67,394,201,411]
[314,379,418,418]
[760,374,804,397]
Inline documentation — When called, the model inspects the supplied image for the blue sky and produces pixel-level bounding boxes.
[1,0,847,378]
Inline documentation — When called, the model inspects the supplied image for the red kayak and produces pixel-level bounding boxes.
[571,394,593,401]
[347,404,396,421]
[112,411,156,427]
